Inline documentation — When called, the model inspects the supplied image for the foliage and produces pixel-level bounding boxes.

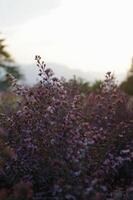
[120,76,133,96]
[91,80,102,92]
[64,76,101,95]
[0,36,23,91]
[120,58,133,96]
[0,56,132,199]
[0,92,19,114]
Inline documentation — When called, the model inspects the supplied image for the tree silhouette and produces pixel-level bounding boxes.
[0,36,23,91]
[64,76,101,95]
[120,58,133,95]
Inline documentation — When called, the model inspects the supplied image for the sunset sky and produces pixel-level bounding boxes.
[1,0,133,76]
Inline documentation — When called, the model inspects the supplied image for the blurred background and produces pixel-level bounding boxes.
[0,0,133,94]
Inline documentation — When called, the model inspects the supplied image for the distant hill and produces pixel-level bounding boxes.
[20,62,126,85]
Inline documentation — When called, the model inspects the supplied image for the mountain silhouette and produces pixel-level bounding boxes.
[20,62,125,85]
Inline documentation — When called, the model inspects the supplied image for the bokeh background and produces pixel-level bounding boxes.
[0,0,133,93]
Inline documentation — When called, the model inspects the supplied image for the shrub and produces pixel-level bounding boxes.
[0,56,132,199]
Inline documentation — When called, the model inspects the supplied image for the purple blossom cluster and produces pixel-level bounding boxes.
[0,56,133,200]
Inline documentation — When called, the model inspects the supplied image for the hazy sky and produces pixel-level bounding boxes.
[1,0,133,74]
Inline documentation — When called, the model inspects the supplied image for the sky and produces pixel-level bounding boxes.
[1,0,133,77]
